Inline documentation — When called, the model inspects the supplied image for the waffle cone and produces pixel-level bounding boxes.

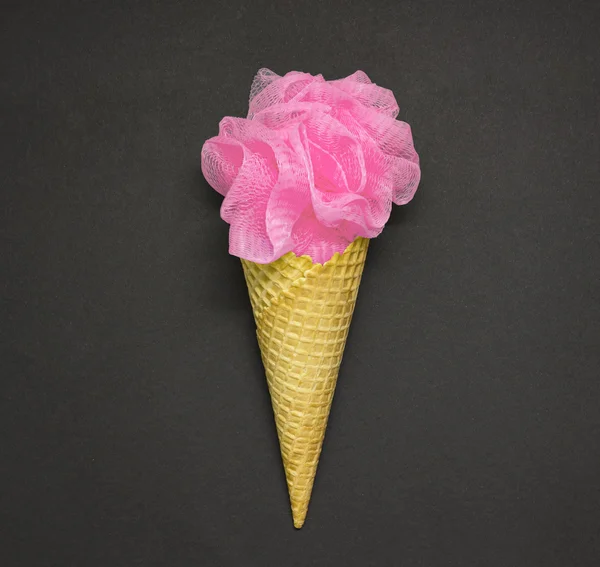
[241,237,369,528]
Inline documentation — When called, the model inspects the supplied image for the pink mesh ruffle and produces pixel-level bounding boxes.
[201,69,421,264]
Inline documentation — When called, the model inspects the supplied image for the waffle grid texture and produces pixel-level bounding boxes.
[241,237,369,528]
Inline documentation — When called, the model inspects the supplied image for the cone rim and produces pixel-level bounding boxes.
[244,236,369,267]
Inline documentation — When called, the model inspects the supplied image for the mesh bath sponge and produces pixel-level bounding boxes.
[202,68,420,264]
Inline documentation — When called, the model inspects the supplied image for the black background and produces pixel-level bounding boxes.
[2,1,599,565]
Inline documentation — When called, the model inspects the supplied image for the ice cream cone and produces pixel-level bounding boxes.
[241,237,369,528]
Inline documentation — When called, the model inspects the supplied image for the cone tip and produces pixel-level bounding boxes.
[292,505,308,529]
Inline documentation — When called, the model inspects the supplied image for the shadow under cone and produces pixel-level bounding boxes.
[241,237,369,528]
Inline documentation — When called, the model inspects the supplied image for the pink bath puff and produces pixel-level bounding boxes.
[202,68,420,264]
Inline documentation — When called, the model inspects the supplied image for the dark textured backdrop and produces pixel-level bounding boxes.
[2,1,599,565]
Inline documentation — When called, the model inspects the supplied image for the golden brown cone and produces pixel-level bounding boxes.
[241,237,369,528]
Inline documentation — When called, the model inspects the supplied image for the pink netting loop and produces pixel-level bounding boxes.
[201,68,421,264]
